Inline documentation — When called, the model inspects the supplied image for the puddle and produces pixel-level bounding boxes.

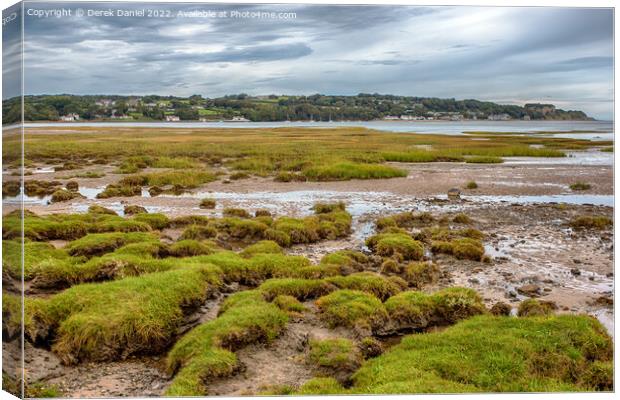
[465,194,614,207]
[161,190,416,217]
[484,243,513,261]
[504,151,613,166]
[489,181,568,189]
[3,191,51,205]
[32,167,55,174]
[78,186,105,199]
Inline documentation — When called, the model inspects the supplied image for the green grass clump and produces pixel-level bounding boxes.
[274,171,307,182]
[123,205,147,215]
[517,299,558,317]
[366,233,424,261]
[271,209,352,245]
[96,184,141,199]
[452,238,485,261]
[258,278,336,301]
[465,181,478,189]
[303,162,407,181]
[121,170,216,188]
[452,213,472,224]
[569,215,612,230]
[431,237,485,261]
[315,289,388,330]
[240,240,282,258]
[199,198,216,209]
[2,293,23,340]
[326,272,402,301]
[384,288,486,331]
[88,205,117,215]
[223,208,251,218]
[179,225,217,241]
[349,315,612,393]
[2,213,159,241]
[320,250,369,271]
[168,240,216,257]
[569,182,592,191]
[27,265,221,364]
[216,217,270,241]
[600,146,613,152]
[465,156,503,164]
[229,172,250,180]
[272,295,307,315]
[65,232,156,257]
[132,213,170,230]
[50,189,82,203]
[312,201,346,214]
[165,290,288,396]
[308,338,362,372]
[296,377,346,395]
[376,211,434,231]
[3,240,70,280]
[402,262,440,289]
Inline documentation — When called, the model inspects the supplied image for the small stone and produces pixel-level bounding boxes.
[570,268,581,276]
[447,188,461,199]
[517,284,541,297]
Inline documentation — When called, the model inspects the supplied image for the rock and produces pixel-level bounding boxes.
[592,295,613,307]
[572,259,582,264]
[517,284,541,297]
[570,268,581,276]
[447,188,461,199]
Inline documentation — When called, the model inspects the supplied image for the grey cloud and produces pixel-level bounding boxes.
[14,3,615,119]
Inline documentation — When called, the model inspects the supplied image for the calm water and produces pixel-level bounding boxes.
[23,120,614,140]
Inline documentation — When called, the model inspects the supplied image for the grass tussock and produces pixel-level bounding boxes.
[383,288,486,332]
[199,198,216,209]
[569,182,592,191]
[465,181,478,189]
[65,232,157,257]
[25,265,221,364]
[165,290,288,396]
[569,215,612,230]
[517,299,558,317]
[366,233,424,261]
[465,156,503,164]
[308,338,362,375]
[303,162,407,181]
[315,289,388,331]
[347,315,612,393]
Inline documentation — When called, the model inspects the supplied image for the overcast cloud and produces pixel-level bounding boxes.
[4,2,614,119]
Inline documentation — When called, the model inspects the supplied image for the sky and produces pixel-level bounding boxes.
[3,2,614,119]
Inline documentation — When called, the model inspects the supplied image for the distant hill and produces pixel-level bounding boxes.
[2,93,592,124]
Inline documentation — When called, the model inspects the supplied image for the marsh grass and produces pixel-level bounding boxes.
[316,289,388,330]
[345,315,612,393]
[569,215,612,230]
[12,127,602,187]
[165,290,288,395]
[465,156,503,164]
[24,265,221,364]
[569,182,592,191]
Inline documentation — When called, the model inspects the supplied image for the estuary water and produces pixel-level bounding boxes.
[24,120,614,140]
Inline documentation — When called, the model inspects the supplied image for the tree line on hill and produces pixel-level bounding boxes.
[2,93,591,124]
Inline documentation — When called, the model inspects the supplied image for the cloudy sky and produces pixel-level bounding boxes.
[4,2,614,119]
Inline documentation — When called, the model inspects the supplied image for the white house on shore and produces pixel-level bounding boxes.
[59,113,80,121]
[165,115,181,122]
